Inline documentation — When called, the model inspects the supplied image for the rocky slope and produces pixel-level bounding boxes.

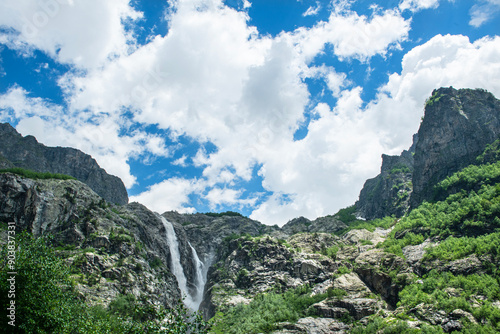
[162,211,279,267]
[280,215,348,236]
[201,228,406,324]
[0,172,179,309]
[0,123,128,205]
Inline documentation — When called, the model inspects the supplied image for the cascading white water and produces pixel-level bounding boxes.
[188,242,205,310]
[161,216,195,309]
[160,215,207,311]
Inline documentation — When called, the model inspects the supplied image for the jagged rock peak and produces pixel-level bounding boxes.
[0,123,128,205]
[411,87,500,208]
[357,87,500,219]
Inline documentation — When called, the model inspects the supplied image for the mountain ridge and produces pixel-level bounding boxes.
[0,123,129,205]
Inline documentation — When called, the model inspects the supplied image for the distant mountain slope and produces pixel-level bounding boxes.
[0,123,128,205]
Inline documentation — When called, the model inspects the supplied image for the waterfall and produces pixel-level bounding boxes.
[189,242,205,310]
[160,215,206,311]
[161,216,193,309]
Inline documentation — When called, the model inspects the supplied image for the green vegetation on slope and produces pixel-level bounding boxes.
[211,285,330,334]
[0,233,211,333]
[371,147,500,331]
[0,167,76,180]
[212,146,500,332]
[204,211,245,218]
[379,163,500,257]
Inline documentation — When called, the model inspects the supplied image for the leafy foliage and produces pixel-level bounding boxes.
[398,270,500,330]
[334,205,359,224]
[424,91,443,108]
[351,316,442,334]
[211,285,327,334]
[379,182,500,256]
[477,139,500,164]
[389,164,411,175]
[434,161,500,200]
[423,232,500,263]
[0,233,211,333]
[0,167,76,180]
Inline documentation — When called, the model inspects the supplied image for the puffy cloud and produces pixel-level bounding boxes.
[130,178,202,214]
[0,87,170,188]
[206,187,258,209]
[63,1,308,189]
[2,0,500,227]
[293,7,411,61]
[0,0,141,69]
[0,85,61,120]
[251,34,500,225]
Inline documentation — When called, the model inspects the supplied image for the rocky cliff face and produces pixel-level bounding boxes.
[161,210,280,296]
[356,135,416,220]
[357,87,500,219]
[0,173,179,309]
[411,87,500,207]
[201,228,412,329]
[0,123,128,205]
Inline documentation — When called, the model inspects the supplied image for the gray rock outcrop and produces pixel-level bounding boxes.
[0,123,128,205]
[356,136,416,220]
[411,87,500,207]
[0,172,179,309]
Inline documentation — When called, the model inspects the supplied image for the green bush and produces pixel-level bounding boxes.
[321,245,339,259]
[423,232,500,263]
[380,181,500,256]
[334,205,359,224]
[389,164,411,175]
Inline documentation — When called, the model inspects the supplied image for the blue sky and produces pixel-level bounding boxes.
[1,0,500,226]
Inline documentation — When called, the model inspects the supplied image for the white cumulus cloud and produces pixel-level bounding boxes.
[0,0,141,69]
[1,0,500,226]
[293,7,411,62]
